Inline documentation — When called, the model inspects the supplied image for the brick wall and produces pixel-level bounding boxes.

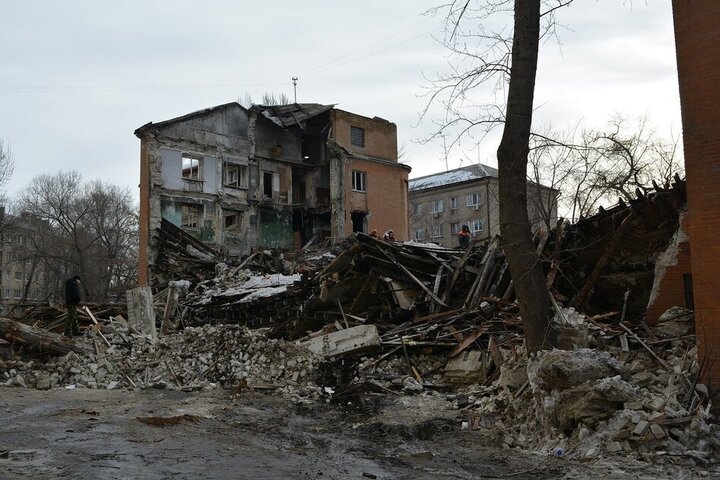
[347,158,409,240]
[672,0,720,388]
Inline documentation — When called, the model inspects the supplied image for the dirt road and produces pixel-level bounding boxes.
[0,387,709,479]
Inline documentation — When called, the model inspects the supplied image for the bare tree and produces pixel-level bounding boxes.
[13,172,138,302]
[528,116,684,223]
[238,92,291,108]
[420,0,575,351]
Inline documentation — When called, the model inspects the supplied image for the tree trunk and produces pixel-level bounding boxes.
[0,317,92,355]
[497,0,553,352]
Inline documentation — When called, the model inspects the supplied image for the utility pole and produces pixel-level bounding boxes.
[292,77,298,103]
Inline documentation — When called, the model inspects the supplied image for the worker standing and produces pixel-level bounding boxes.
[64,275,81,337]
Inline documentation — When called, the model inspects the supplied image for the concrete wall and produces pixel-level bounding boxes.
[672,0,720,388]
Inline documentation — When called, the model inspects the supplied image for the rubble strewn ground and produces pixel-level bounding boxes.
[1,225,717,477]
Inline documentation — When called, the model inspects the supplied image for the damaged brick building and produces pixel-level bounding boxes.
[135,103,410,285]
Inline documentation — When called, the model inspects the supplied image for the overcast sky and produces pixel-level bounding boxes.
[0,1,681,202]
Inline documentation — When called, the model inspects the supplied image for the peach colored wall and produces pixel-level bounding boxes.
[331,109,397,162]
[346,158,409,240]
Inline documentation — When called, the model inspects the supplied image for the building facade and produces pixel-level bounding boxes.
[0,213,51,315]
[136,102,410,286]
[409,164,558,248]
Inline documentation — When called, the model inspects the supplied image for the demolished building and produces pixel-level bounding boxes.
[135,102,411,287]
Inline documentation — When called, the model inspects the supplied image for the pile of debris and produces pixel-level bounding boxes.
[1,321,325,403]
[446,308,718,465]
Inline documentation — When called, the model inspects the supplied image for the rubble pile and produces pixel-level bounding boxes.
[1,322,324,402]
[452,313,719,464]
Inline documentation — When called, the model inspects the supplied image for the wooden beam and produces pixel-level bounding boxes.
[0,317,92,355]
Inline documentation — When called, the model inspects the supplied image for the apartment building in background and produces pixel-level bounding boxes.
[409,164,558,248]
[0,212,51,315]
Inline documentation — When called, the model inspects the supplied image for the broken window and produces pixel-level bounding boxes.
[301,134,322,162]
[431,199,444,214]
[467,192,482,208]
[432,224,443,238]
[350,126,365,148]
[450,197,459,210]
[224,210,242,233]
[451,222,460,235]
[471,219,484,234]
[181,204,200,229]
[352,170,367,192]
[263,172,274,198]
[182,155,201,180]
[415,228,424,240]
[225,163,248,188]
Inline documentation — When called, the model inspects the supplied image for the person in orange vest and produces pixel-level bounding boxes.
[369,229,378,239]
[457,224,471,249]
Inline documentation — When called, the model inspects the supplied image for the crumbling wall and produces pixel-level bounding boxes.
[259,207,293,249]
[646,211,692,323]
[328,140,346,241]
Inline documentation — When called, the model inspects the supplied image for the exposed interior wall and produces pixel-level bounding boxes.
[646,211,692,323]
[673,0,720,388]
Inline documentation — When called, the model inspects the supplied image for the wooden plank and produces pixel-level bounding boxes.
[82,306,112,348]
[377,247,447,307]
[618,322,669,370]
[449,325,489,357]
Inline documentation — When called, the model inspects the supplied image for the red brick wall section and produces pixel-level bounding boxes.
[672,0,720,389]
[646,213,691,324]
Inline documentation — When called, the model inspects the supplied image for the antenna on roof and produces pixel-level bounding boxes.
[291,77,298,103]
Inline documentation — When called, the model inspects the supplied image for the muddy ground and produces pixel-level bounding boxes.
[0,387,711,479]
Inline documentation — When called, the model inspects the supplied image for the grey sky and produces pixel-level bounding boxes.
[0,1,680,201]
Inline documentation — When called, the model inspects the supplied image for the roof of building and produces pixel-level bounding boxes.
[257,103,335,128]
[134,102,244,136]
[409,164,499,191]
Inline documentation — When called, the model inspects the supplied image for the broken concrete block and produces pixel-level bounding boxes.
[650,423,667,439]
[297,325,380,357]
[529,348,620,390]
[498,363,527,390]
[633,420,649,436]
[126,286,157,341]
[35,374,51,390]
[606,441,623,453]
[445,350,490,383]
[402,377,423,392]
